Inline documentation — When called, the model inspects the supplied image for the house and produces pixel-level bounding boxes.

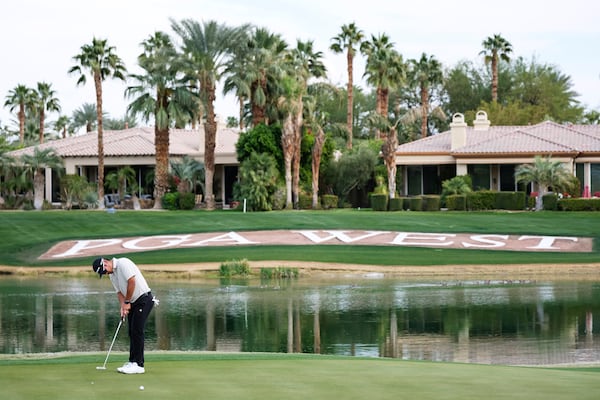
[7,126,240,207]
[395,111,600,197]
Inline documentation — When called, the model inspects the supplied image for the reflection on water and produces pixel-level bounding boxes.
[0,275,599,365]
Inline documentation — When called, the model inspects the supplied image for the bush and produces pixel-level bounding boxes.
[219,259,251,277]
[467,190,495,210]
[321,194,338,209]
[542,193,558,211]
[446,194,466,211]
[408,196,422,211]
[178,192,196,210]
[558,198,600,211]
[399,197,411,210]
[422,195,440,211]
[370,194,388,211]
[388,197,403,211]
[298,193,312,209]
[162,192,179,210]
[495,191,526,210]
[260,267,299,279]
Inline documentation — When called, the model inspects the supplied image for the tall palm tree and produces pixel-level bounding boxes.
[33,82,61,144]
[20,147,64,210]
[53,115,73,138]
[171,19,248,210]
[170,155,205,194]
[285,40,326,206]
[360,34,405,138]
[480,34,512,103]
[126,31,198,209]
[330,22,364,149]
[515,155,571,211]
[4,84,35,145]
[71,103,102,133]
[69,37,127,209]
[409,53,443,138]
[367,113,400,198]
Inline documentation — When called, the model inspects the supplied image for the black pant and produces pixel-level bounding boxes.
[127,292,154,367]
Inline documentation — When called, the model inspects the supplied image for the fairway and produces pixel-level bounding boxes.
[1,353,599,400]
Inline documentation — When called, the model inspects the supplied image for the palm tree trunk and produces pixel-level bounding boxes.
[282,114,294,208]
[153,126,170,209]
[420,85,429,138]
[238,95,245,130]
[33,169,44,210]
[94,73,105,209]
[382,128,398,199]
[291,98,303,207]
[311,126,325,209]
[19,104,25,145]
[203,82,218,210]
[39,110,45,144]
[346,49,353,149]
[491,53,498,102]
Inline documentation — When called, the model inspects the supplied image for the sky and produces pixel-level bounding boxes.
[1,0,599,132]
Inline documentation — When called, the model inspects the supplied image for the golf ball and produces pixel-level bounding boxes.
[139,386,144,390]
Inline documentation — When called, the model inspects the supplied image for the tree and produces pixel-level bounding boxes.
[20,147,64,210]
[236,152,280,211]
[4,84,35,145]
[33,82,61,144]
[408,53,443,138]
[69,37,127,209]
[330,22,364,149]
[170,156,205,194]
[126,31,198,209]
[171,19,248,210]
[480,34,512,103]
[515,155,571,211]
[53,115,73,139]
[105,165,136,201]
[71,103,101,133]
[361,34,405,138]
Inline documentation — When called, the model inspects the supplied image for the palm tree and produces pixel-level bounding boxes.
[515,155,571,211]
[480,34,513,103]
[71,103,101,133]
[126,31,198,209]
[367,113,400,198]
[69,37,127,209]
[360,34,405,138]
[285,40,326,207]
[4,84,35,145]
[330,22,364,149]
[409,53,443,138]
[170,156,205,194]
[53,115,73,139]
[20,147,64,210]
[33,82,61,144]
[171,19,249,210]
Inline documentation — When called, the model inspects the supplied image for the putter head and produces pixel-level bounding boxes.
[96,366,106,370]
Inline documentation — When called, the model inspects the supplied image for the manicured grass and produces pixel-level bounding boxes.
[0,209,599,267]
[1,352,599,400]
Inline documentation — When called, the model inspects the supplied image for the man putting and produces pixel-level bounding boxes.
[92,257,157,374]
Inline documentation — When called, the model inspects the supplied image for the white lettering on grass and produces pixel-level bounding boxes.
[123,235,193,250]
[52,239,123,258]
[180,231,257,246]
[390,232,455,246]
[293,230,388,243]
[462,235,509,248]
[519,235,578,250]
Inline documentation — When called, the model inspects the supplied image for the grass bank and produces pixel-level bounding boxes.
[1,352,599,400]
[0,209,599,268]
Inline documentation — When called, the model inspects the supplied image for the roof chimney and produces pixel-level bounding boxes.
[473,110,490,131]
[450,113,467,150]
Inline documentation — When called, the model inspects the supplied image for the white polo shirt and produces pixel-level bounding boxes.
[108,257,151,303]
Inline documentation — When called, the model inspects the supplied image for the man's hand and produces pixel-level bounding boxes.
[120,302,131,318]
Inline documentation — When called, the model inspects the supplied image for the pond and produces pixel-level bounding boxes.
[1,274,599,365]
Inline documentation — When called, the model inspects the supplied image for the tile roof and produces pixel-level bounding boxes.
[8,126,240,159]
[396,120,600,157]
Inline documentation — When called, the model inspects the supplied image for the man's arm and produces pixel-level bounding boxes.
[119,276,136,317]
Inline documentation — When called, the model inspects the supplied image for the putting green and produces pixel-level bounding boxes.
[1,353,599,400]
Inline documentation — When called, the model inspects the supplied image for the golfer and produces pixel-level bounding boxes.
[92,257,156,374]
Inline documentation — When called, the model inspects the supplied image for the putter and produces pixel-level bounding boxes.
[96,317,124,370]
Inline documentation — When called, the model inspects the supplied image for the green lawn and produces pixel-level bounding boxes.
[0,209,599,267]
[1,353,599,400]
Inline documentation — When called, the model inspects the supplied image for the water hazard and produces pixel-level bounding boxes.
[1,274,599,365]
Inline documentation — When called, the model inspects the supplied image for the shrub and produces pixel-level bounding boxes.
[422,195,440,211]
[388,197,403,211]
[467,190,495,210]
[542,193,558,211]
[558,198,600,211]
[219,259,251,277]
[298,193,312,209]
[162,192,179,210]
[408,196,422,211]
[370,194,388,211]
[321,194,338,209]
[178,192,196,210]
[260,267,299,279]
[446,194,466,211]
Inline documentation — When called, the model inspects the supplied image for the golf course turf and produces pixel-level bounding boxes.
[1,209,599,399]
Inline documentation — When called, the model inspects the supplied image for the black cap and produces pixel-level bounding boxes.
[92,258,107,278]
